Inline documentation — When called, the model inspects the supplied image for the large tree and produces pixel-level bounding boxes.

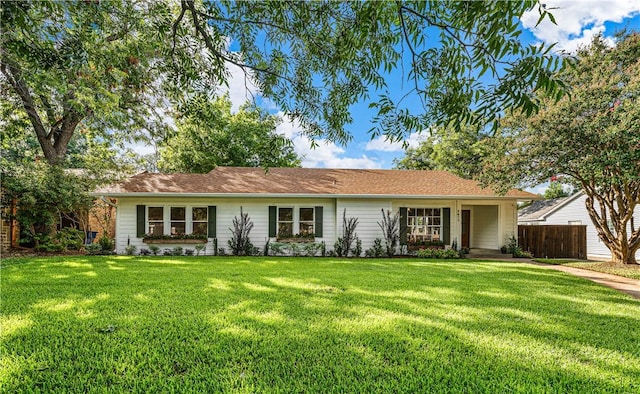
[183,0,566,143]
[2,0,566,166]
[480,33,640,265]
[0,0,213,165]
[158,95,301,172]
[394,125,487,179]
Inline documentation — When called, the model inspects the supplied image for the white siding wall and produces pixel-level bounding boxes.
[542,194,640,259]
[502,202,517,245]
[336,199,392,253]
[116,196,522,255]
[472,205,499,249]
[115,197,335,255]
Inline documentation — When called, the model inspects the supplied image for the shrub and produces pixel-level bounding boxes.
[98,236,115,252]
[513,247,533,258]
[56,228,85,250]
[378,209,399,257]
[163,248,173,256]
[351,239,362,257]
[506,235,518,254]
[365,238,385,258]
[303,242,321,257]
[149,245,160,256]
[184,249,194,256]
[139,248,151,256]
[194,244,206,256]
[228,207,254,255]
[416,248,461,259]
[171,246,183,256]
[269,242,287,256]
[125,245,137,255]
[85,243,103,255]
[336,209,359,257]
[289,243,301,257]
[35,241,65,253]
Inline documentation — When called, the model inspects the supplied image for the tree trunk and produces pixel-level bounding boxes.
[584,188,639,265]
[1,60,81,166]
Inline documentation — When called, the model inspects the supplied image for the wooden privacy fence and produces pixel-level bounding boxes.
[518,225,587,259]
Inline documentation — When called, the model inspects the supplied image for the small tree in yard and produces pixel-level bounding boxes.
[228,207,254,256]
[378,209,400,257]
[335,209,359,257]
[480,33,640,265]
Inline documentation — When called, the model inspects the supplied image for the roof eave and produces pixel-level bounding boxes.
[92,191,536,200]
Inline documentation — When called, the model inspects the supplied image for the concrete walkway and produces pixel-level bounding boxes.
[525,261,640,300]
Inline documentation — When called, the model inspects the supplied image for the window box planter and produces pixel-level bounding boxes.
[143,238,207,244]
[276,237,315,243]
[407,244,445,251]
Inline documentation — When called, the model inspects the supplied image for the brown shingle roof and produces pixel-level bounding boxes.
[95,167,537,199]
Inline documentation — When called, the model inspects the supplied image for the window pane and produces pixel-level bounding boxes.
[407,208,415,216]
[149,223,164,235]
[432,217,441,226]
[171,207,185,221]
[171,222,186,235]
[192,207,207,221]
[299,208,314,221]
[299,222,314,236]
[149,207,163,221]
[193,222,208,236]
[278,208,293,221]
[278,223,293,237]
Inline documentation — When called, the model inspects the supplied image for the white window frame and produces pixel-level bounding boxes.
[406,207,442,243]
[191,207,208,236]
[170,206,187,235]
[146,205,208,236]
[147,206,164,236]
[298,207,315,236]
[276,206,315,238]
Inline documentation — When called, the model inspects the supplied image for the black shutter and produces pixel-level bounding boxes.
[268,206,277,237]
[399,207,407,245]
[314,206,323,237]
[136,205,146,237]
[208,206,217,238]
[442,208,451,245]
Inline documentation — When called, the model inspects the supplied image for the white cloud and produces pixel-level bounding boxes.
[365,132,427,152]
[275,113,381,169]
[222,63,261,112]
[521,1,640,53]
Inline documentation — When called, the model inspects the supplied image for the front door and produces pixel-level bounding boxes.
[461,210,470,248]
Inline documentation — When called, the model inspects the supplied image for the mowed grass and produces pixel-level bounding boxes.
[534,258,640,280]
[2,256,639,393]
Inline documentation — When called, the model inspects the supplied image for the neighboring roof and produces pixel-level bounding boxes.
[95,167,539,199]
[518,191,584,222]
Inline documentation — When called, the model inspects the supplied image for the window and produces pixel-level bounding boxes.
[170,207,186,235]
[148,207,164,235]
[299,208,315,236]
[192,207,208,236]
[275,207,316,237]
[407,208,441,243]
[278,207,294,237]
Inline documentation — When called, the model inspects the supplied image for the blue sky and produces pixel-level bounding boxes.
[221,1,640,171]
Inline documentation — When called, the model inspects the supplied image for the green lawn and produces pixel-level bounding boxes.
[534,258,640,280]
[2,256,639,393]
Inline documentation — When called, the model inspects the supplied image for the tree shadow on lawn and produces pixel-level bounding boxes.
[2,257,639,392]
